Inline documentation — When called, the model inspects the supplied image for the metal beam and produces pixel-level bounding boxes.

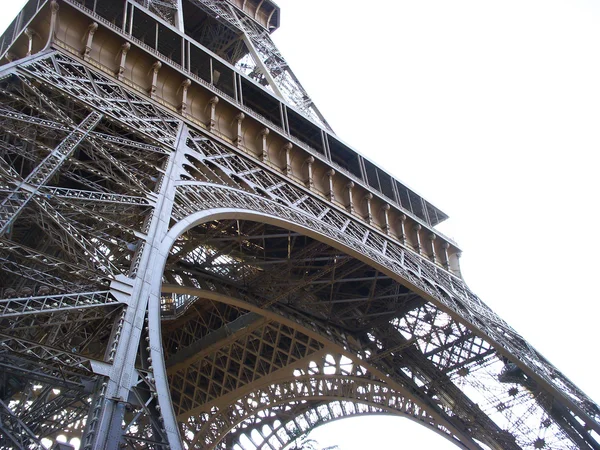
[0,110,102,234]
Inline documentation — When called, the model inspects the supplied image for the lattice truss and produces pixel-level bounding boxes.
[0,50,598,450]
[131,0,179,26]
[0,52,176,449]
[113,0,331,130]
[159,219,585,450]
[182,0,333,131]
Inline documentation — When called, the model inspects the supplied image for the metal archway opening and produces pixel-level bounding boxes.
[155,217,571,450]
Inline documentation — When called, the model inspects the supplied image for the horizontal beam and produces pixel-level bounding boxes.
[0,291,121,317]
[166,312,269,371]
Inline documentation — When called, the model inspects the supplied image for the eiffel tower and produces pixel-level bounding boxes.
[0,1,598,449]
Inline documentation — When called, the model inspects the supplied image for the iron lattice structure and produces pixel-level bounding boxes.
[0,1,598,449]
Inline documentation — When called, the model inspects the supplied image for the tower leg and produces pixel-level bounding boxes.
[81,125,188,450]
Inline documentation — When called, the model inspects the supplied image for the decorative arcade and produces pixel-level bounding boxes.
[0,1,598,449]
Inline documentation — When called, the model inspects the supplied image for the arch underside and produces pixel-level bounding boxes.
[162,288,465,449]
[0,50,598,450]
[159,217,574,450]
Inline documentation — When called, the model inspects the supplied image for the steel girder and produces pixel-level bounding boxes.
[183,0,333,130]
[0,37,598,450]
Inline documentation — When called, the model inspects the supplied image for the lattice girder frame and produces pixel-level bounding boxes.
[157,215,562,450]
[158,287,474,447]
[158,288,490,450]
[169,187,600,443]
[0,50,182,448]
[0,27,597,450]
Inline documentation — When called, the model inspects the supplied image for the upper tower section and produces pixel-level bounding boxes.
[132,0,280,33]
[222,0,280,31]
[134,0,326,129]
[0,0,458,273]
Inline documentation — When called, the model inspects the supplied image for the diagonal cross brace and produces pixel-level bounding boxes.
[0,399,45,450]
[0,110,102,234]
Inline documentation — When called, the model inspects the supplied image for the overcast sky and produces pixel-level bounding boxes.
[2,1,599,449]
[271,1,600,448]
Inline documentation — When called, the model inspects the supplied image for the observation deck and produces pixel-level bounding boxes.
[0,0,459,275]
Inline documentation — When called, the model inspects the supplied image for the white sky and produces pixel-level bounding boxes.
[2,1,599,449]
[271,1,600,448]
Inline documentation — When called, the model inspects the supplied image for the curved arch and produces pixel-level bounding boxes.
[189,372,468,450]
[165,183,498,343]
[149,182,591,450]
[165,180,597,441]
[254,409,465,450]
[147,203,489,449]
[157,285,472,449]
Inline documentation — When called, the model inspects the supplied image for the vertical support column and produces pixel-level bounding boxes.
[414,223,422,254]
[455,251,463,276]
[233,72,239,102]
[398,214,407,246]
[442,242,451,270]
[149,61,162,99]
[178,79,191,116]
[364,193,373,224]
[82,22,98,60]
[259,127,269,161]
[116,42,130,80]
[24,28,35,57]
[127,2,134,35]
[325,169,335,202]
[175,0,185,31]
[282,142,292,176]
[208,96,219,132]
[322,130,331,160]
[146,125,193,450]
[346,181,355,213]
[428,233,437,263]
[186,40,191,72]
[281,103,289,134]
[382,204,391,235]
[81,123,187,450]
[279,103,286,133]
[305,156,314,189]
[47,1,60,48]
[234,112,245,147]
